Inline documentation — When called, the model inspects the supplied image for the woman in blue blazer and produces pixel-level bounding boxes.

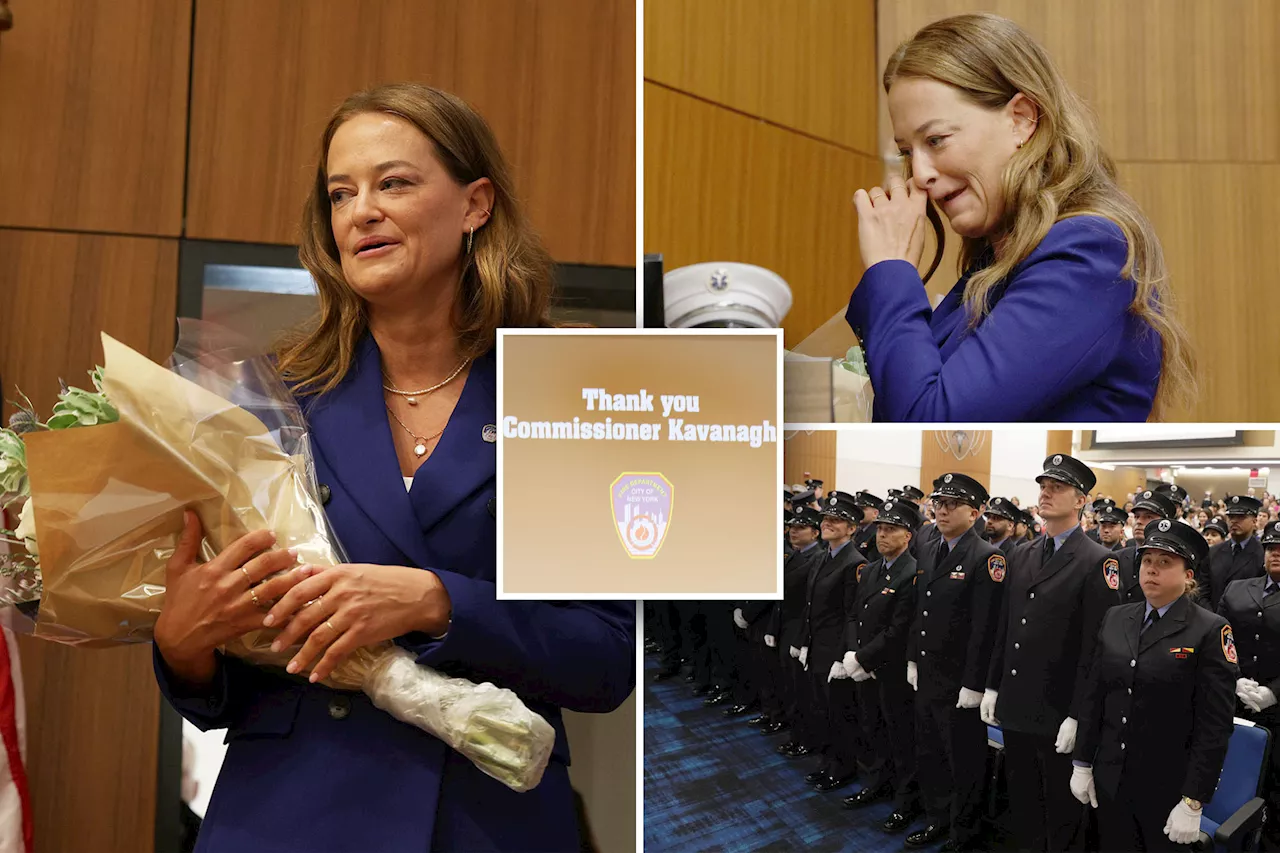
[151,84,636,852]
[846,13,1195,423]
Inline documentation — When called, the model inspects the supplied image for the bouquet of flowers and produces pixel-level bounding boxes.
[0,322,553,792]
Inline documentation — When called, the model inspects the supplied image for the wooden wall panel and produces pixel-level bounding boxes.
[0,0,191,236]
[921,430,992,497]
[0,228,177,853]
[644,83,883,347]
[876,0,1280,164]
[1046,431,1073,459]
[185,0,634,265]
[1090,467,1150,504]
[644,0,879,155]
[784,430,838,491]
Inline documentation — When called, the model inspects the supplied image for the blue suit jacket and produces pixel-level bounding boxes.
[845,215,1162,421]
[153,334,636,852]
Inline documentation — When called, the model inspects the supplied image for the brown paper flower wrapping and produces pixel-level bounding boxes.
[20,331,553,791]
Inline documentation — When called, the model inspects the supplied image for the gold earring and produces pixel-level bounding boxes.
[467,226,474,254]
[1017,139,1024,149]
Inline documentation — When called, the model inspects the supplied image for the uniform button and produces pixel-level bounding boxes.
[1021,618,1027,625]
[921,631,926,636]
[1130,660,1136,667]
[927,591,932,597]
[1029,593,1035,599]
[1255,656,1259,662]
[1121,743,1126,750]
[922,651,927,657]
[864,604,869,609]
[1122,717,1127,724]
[1014,643,1020,650]
[1259,612,1264,618]
[1257,635,1261,641]
[859,622,863,627]
[923,611,929,617]
[1127,688,1132,695]
[1011,669,1017,676]
[328,696,351,720]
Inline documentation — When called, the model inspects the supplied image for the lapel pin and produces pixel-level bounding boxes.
[482,424,497,443]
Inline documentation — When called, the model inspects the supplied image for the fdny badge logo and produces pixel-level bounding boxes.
[857,562,866,583]
[1222,625,1238,664]
[482,424,498,443]
[1232,496,1240,504]
[611,473,673,559]
[884,501,894,512]
[988,554,1006,583]
[1052,455,1063,465]
[830,496,839,506]
[1103,558,1120,591]
[944,474,953,484]
[1158,519,1171,532]
[1143,491,1152,499]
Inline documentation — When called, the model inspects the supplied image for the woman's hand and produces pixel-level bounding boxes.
[853,176,928,271]
[262,564,452,684]
[154,510,314,687]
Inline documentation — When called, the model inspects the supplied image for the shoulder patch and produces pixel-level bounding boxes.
[1103,558,1120,591]
[856,562,867,583]
[988,554,1006,583]
[1222,624,1238,664]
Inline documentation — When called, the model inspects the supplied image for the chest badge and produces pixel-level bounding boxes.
[482,424,497,443]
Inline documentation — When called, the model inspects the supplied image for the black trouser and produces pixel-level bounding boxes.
[805,648,840,769]
[1002,729,1086,851]
[828,676,871,778]
[728,617,756,704]
[650,601,682,670]
[676,602,709,685]
[704,606,740,691]
[781,644,812,744]
[1097,781,1193,852]
[858,664,919,811]
[748,622,784,718]
[916,690,988,843]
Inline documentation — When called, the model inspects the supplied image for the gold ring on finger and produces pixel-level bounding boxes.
[240,566,253,584]
[303,596,322,608]
[325,619,338,633]
[250,587,262,608]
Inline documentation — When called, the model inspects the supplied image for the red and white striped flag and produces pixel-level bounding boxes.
[0,506,33,853]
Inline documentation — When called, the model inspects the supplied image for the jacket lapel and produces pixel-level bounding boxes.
[406,349,496,534]
[1031,528,1082,587]
[1125,605,1141,659]
[1138,596,1189,654]
[305,334,434,569]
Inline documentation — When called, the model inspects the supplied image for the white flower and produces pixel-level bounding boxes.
[0,429,27,497]
[13,500,37,557]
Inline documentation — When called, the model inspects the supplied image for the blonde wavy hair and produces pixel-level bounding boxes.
[276,83,555,396]
[884,13,1195,420]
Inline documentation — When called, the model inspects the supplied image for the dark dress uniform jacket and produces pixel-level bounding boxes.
[802,541,868,660]
[908,527,1005,702]
[772,544,824,650]
[1200,537,1265,611]
[987,529,1115,736]
[1073,596,1239,803]
[846,551,918,672]
[1113,545,1143,606]
[1218,576,1280,694]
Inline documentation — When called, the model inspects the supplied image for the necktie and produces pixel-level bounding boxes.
[938,541,950,563]
[1142,608,1161,634]
[1044,536,1056,559]
[1234,542,1242,557]
[1266,584,1277,598]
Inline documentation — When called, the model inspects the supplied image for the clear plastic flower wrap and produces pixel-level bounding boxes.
[13,320,554,792]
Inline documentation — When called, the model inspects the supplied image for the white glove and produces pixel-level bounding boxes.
[980,689,1000,726]
[1237,677,1260,699]
[844,651,872,681]
[828,660,848,682]
[906,661,918,691]
[1070,765,1098,808]
[733,608,748,630]
[789,645,800,660]
[956,687,983,709]
[764,634,777,648]
[1248,684,1278,712]
[1055,717,1078,754]
[800,646,809,669]
[1163,800,1202,845]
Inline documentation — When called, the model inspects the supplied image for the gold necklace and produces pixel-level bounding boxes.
[386,404,447,458]
[382,358,470,406]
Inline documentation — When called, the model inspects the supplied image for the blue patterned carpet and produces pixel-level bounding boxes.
[643,655,930,852]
